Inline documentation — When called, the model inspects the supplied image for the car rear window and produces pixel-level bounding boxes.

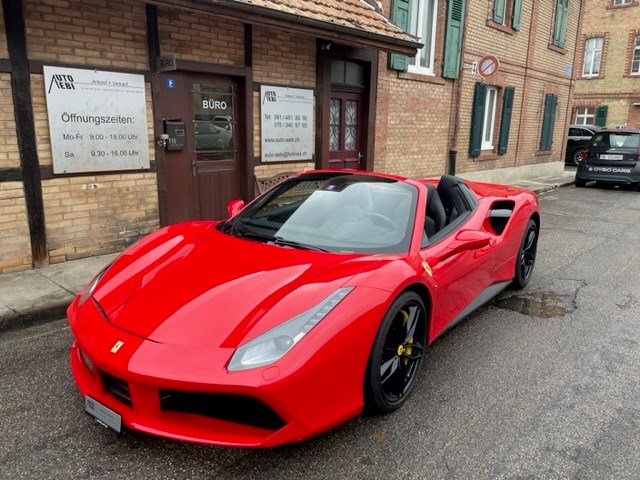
[591,132,640,148]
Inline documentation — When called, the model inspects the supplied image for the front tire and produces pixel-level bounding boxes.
[512,219,538,289]
[364,292,427,413]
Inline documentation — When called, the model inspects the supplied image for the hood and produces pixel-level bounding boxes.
[92,222,380,348]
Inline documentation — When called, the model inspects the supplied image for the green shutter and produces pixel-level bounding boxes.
[595,106,608,127]
[511,0,523,30]
[540,94,558,151]
[498,86,515,155]
[493,0,505,23]
[442,0,466,79]
[388,0,411,71]
[469,82,487,157]
[553,0,569,47]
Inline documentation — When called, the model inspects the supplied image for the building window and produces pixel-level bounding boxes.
[540,94,558,151]
[613,0,632,5]
[469,82,509,156]
[632,35,640,75]
[574,106,595,125]
[582,37,603,77]
[482,86,498,150]
[492,0,523,30]
[408,0,438,74]
[552,0,569,48]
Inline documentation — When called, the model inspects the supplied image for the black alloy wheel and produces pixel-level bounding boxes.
[512,218,538,289]
[365,292,427,413]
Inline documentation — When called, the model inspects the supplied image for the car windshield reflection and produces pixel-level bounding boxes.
[223,172,417,253]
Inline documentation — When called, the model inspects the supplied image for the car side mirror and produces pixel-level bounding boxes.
[226,199,245,218]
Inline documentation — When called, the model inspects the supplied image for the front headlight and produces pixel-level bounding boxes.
[227,287,353,371]
[77,265,110,307]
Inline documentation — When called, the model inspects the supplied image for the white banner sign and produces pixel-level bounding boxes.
[43,66,150,174]
[260,86,313,162]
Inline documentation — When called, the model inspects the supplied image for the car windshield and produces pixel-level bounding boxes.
[221,172,418,253]
[591,132,640,148]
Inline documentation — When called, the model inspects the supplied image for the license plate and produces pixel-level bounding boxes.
[85,396,122,433]
[600,154,623,160]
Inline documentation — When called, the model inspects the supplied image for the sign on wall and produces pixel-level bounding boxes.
[260,86,314,162]
[43,66,150,174]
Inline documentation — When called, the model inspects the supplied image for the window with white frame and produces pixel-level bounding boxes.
[613,0,631,5]
[575,106,595,125]
[408,0,438,74]
[482,86,498,150]
[632,35,640,75]
[582,37,603,77]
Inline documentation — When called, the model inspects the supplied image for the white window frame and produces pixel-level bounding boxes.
[574,106,595,125]
[482,86,498,150]
[632,35,640,75]
[613,0,631,5]
[582,37,603,77]
[407,0,438,75]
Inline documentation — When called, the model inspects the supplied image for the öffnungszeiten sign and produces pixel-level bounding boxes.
[43,66,150,174]
[261,86,313,162]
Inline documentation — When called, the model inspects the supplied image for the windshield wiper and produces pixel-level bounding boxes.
[272,236,329,252]
[220,222,328,252]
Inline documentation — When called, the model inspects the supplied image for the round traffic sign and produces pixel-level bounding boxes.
[478,55,500,79]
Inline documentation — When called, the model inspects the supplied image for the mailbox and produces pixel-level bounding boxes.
[164,119,186,151]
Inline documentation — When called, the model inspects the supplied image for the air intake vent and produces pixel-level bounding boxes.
[102,372,132,406]
[159,390,285,431]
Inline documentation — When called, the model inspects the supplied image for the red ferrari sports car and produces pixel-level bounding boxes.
[68,170,540,447]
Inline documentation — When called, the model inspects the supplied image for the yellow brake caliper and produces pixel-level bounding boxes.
[397,309,413,365]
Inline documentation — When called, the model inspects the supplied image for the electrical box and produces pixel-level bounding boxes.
[163,119,186,151]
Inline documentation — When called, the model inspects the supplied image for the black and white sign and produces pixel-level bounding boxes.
[261,86,313,162]
[43,66,150,174]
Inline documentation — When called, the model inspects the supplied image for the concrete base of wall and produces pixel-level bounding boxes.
[459,162,565,184]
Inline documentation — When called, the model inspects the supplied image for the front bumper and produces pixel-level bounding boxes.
[67,288,388,447]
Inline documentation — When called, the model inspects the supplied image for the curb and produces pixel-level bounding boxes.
[0,303,70,334]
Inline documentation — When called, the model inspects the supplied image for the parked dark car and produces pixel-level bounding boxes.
[575,129,640,190]
[566,124,602,166]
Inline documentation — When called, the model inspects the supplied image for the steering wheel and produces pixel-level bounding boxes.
[363,212,400,231]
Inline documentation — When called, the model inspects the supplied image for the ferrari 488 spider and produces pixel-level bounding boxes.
[68,170,540,447]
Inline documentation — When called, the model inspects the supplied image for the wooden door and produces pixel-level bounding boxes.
[328,91,364,169]
[160,73,241,224]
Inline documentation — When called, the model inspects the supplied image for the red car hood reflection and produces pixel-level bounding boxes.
[92,222,371,348]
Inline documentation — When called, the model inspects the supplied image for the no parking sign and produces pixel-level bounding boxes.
[478,55,500,79]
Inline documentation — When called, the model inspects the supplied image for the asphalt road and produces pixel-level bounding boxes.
[2,184,640,479]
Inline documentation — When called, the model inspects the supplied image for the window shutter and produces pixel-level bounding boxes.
[493,0,505,23]
[442,0,466,79]
[553,0,569,47]
[511,0,523,30]
[388,0,411,71]
[469,82,487,157]
[540,94,558,151]
[498,86,515,155]
[595,105,608,127]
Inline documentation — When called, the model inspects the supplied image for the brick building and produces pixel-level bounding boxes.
[1,0,580,273]
[572,0,640,129]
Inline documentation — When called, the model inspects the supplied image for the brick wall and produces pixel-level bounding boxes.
[574,0,640,127]
[157,7,244,65]
[24,0,148,69]
[375,59,453,177]
[0,9,7,58]
[17,0,160,266]
[253,25,316,178]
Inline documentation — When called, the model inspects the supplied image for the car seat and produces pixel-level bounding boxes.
[425,184,446,238]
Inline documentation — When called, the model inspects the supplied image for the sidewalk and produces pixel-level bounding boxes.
[0,171,575,333]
